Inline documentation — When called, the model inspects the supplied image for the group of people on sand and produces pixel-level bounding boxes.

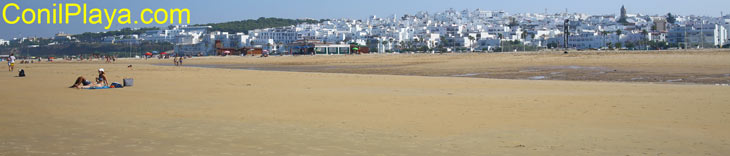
[173,56,184,66]
[70,68,109,89]
[105,56,116,63]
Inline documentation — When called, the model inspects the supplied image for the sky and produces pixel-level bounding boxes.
[1,0,729,39]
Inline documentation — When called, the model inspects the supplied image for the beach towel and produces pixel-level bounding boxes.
[85,86,111,90]
[111,82,123,88]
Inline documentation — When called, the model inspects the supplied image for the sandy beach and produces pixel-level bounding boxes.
[1,51,730,155]
[162,50,730,84]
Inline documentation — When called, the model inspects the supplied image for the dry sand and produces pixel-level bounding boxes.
[1,51,730,155]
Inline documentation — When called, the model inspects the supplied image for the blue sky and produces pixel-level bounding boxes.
[1,0,728,39]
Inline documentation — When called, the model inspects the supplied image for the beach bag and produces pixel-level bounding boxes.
[18,69,25,77]
[110,82,123,88]
[123,78,134,87]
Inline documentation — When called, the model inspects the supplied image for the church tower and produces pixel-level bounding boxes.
[618,5,629,24]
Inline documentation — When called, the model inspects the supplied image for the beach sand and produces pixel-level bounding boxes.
[156,50,730,84]
[1,51,730,155]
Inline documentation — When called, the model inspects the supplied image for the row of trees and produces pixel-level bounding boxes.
[2,17,329,56]
[546,40,670,50]
[73,27,161,42]
[603,40,670,50]
[2,42,174,57]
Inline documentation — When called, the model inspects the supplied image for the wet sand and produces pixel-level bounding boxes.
[1,50,730,155]
[157,50,730,85]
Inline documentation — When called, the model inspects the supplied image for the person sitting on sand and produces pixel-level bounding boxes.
[97,68,108,85]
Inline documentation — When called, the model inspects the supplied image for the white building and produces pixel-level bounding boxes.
[54,32,75,41]
[0,39,9,46]
[476,39,501,51]
[102,35,141,44]
[548,31,619,49]
[668,24,727,48]
[723,18,730,46]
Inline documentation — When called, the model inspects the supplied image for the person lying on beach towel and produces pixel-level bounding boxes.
[70,76,125,89]
[81,82,123,89]
[70,76,105,89]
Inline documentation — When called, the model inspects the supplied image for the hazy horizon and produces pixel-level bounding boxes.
[1,0,729,39]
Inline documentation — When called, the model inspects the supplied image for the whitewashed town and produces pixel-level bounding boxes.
[3,6,730,56]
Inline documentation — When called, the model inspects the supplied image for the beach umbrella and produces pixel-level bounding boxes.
[223,51,231,54]
[160,52,168,55]
[144,52,152,56]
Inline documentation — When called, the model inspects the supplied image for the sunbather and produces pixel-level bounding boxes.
[70,76,88,88]
[70,76,105,88]
[97,68,108,85]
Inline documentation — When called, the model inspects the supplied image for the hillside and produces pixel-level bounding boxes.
[73,27,161,42]
[1,17,326,57]
[71,17,324,42]
[197,17,324,34]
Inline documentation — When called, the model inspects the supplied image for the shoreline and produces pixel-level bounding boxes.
[154,63,730,86]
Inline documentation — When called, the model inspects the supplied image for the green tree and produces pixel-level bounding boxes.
[625,42,636,50]
[547,42,558,49]
[507,17,519,27]
[73,27,160,42]
[606,42,613,50]
[8,42,174,57]
[666,13,677,24]
[439,36,449,48]
[520,30,529,40]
